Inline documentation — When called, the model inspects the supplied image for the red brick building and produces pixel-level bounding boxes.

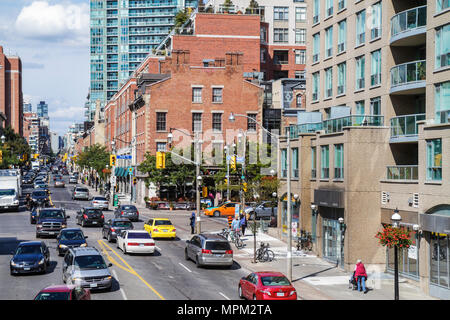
[0,45,23,135]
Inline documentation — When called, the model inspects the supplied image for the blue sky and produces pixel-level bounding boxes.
[0,0,90,136]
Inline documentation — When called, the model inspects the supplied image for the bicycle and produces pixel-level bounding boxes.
[255,242,275,262]
[230,230,244,249]
[218,228,230,240]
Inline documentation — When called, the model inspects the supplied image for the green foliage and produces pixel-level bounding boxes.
[173,9,190,33]
[0,126,31,169]
[75,144,110,179]
[246,0,259,13]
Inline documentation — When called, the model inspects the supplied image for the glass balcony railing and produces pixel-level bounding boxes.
[288,122,323,139]
[391,5,427,39]
[386,165,418,181]
[390,60,426,89]
[323,115,384,134]
[390,113,425,139]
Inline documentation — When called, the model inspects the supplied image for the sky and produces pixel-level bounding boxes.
[0,0,90,136]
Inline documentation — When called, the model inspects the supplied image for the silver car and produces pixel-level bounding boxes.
[72,187,89,201]
[69,176,77,184]
[92,196,109,210]
[62,247,112,291]
[185,234,233,268]
[114,204,139,222]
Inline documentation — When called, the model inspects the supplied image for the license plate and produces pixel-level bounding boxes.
[215,254,223,257]
[49,232,55,235]
[163,230,168,232]
[90,283,98,288]
[139,244,145,247]
[92,221,97,224]
[276,292,284,297]
[24,267,30,271]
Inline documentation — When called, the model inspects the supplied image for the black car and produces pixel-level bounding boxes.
[56,228,88,256]
[31,190,50,207]
[102,218,134,242]
[36,208,70,238]
[10,241,50,275]
[114,205,139,222]
[76,208,104,227]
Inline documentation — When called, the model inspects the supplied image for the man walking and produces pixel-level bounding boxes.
[189,212,196,234]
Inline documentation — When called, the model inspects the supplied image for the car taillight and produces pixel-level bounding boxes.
[144,243,155,246]
[260,289,271,296]
[153,228,158,232]
[226,250,233,254]
[171,228,176,232]
[111,228,116,232]
[121,211,124,215]
[289,290,296,296]
[127,243,139,246]
[136,211,139,216]
[201,249,212,254]
[101,214,104,219]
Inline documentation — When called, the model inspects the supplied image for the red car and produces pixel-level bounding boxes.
[34,285,91,300]
[238,271,297,300]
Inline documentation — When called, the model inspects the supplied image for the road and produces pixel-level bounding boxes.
[0,174,251,300]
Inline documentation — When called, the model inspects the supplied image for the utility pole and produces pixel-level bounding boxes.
[286,134,292,282]
[195,132,201,234]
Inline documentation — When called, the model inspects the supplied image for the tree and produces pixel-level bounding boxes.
[246,0,259,14]
[0,126,31,169]
[172,9,190,34]
[198,0,205,12]
[75,144,110,180]
[222,0,234,12]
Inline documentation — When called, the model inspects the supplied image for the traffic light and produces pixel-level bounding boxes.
[230,156,236,170]
[224,178,227,185]
[133,177,137,185]
[156,152,166,169]
[243,182,248,192]
[0,150,2,164]
[110,154,117,167]
[202,186,208,198]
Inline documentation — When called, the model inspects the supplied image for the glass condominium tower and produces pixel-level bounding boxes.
[90,0,198,106]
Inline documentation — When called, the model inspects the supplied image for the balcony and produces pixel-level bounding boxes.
[390,113,425,143]
[390,60,426,95]
[386,165,418,181]
[323,115,384,134]
[390,5,426,46]
[288,122,323,139]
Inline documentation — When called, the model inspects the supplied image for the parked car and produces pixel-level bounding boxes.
[68,175,77,184]
[10,241,50,275]
[116,230,155,255]
[173,202,195,210]
[203,202,250,218]
[72,186,90,200]
[62,247,112,291]
[102,218,133,242]
[114,204,139,222]
[56,228,88,256]
[36,208,69,238]
[76,207,104,227]
[144,218,176,239]
[238,272,297,300]
[184,233,233,268]
[245,201,278,220]
[34,285,91,300]
[91,196,109,210]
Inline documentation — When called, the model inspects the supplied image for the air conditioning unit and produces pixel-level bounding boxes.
[326,89,332,97]
[337,85,344,94]
[381,191,389,205]
[357,78,365,89]
[357,33,365,44]
[313,54,319,62]
[413,193,419,208]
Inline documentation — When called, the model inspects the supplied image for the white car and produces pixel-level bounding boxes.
[116,230,155,255]
[91,196,109,210]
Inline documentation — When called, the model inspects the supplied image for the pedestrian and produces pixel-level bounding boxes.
[355,259,369,293]
[189,212,196,234]
[231,215,241,240]
[240,214,247,236]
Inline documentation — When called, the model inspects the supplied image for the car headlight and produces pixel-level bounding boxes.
[59,244,68,249]
[80,243,87,247]
[36,224,42,228]
[13,200,19,204]
[61,224,67,228]
[10,261,18,266]
[38,258,45,265]
[104,276,112,280]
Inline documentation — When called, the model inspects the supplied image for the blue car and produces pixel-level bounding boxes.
[56,228,88,256]
[10,241,50,275]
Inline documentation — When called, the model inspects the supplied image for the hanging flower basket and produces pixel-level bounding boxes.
[375,225,412,249]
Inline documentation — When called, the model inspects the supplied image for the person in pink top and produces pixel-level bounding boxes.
[355,259,368,293]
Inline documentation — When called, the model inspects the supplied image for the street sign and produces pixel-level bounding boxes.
[110,176,116,186]
[117,155,132,159]
[236,156,244,164]
[128,167,134,174]
[292,222,298,236]
[235,204,240,216]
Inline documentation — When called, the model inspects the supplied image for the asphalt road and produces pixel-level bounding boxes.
[0,174,251,300]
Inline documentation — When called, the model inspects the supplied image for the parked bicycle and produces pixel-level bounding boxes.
[255,242,275,262]
[230,230,244,249]
[296,230,313,251]
[218,228,230,240]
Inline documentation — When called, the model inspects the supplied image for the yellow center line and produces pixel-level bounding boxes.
[97,241,134,274]
[97,240,166,300]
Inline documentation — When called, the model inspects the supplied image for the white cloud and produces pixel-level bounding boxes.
[14,1,89,45]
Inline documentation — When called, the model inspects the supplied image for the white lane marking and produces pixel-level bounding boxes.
[178,262,192,273]
[112,265,128,300]
[219,292,231,300]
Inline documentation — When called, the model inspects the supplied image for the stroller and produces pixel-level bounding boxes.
[349,271,358,290]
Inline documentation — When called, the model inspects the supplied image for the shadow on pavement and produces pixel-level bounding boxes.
[0,237,32,256]
[293,266,338,283]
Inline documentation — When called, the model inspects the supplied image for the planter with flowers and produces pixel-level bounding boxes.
[375,224,412,249]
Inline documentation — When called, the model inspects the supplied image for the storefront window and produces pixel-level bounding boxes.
[430,233,449,288]
[387,228,419,279]
[281,199,300,236]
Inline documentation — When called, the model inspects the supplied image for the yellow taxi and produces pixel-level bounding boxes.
[144,218,176,239]
[203,202,239,217]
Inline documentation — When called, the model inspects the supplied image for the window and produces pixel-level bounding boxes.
[337,62,346,95]
[292,148,299,178]
[212,88,223,103]
[274,28,289,43]
[261,48,266,63]
[334,144,344,179]
[296,94,303,108]
[435,81,450,123]
[437,0,450,13]
[371,49,381,86]
[295,71,306,79]
[313,33,320,63]
[356,100,365,115]
[326,0,333,17]
[296,7,306,22]
[295,50,306,65]
[192,87,202,103]
[281,149,287,178]
[338,0,346,11]
[192,113,202,132]
[325,26,333,58]
[371,2,382,40]
[274,50,289,65]
[325,68,333,98]
[212,113,222,132]
[370,97,381,115]
[338,19,346,53]
[274,7,289,21]
[356,10,366,46]
[260,27,267,43]
[295,29,306,45]
[435,24,450,69]
[312,72,320,101]
[426,139,442,181]
[355,55,365,90]
[156,112,166,131]
[313,0,320,24]
[156,142,166,152]
[311,147,317,179]
[430,233,449,288]
[321,145,329,179]
[247,114,257,132]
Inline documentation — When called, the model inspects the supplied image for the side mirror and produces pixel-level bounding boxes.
[66,216,70,219]
[10,251,15,255]
[186,240,190,244]
[84,236,88,239]
[108,263,113,267]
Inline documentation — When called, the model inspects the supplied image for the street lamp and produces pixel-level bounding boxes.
[338,217,346,267]
[391,208,401,300]
[1,135,5,144]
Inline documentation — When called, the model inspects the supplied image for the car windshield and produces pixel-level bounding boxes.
[74,255,107,270]
[16,245,42,255]
[260,276,291,286]
[155,220,172,226]
[33,191,47,197]
[76,188,88,192]
[127,232,151,239]
[205,241,231,251]
[94,197,106,201]
[39,210,64,219]
[35,292,70,300]
[85,209,101,215]
[0,189,15,196]
[122,205,137,210]
[112,221,132,228]
[60,231,84,241]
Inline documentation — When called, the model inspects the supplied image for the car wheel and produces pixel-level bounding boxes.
[195,256,201,268]
[238,285,244,299]
[184,249,190,261]
[253,295,257,300]
[123,245,127,255]
[213,211,220,217]
[108,233,112,243]
[36,233,40,238]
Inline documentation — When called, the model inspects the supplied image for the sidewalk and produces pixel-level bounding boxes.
[83,184,436,300]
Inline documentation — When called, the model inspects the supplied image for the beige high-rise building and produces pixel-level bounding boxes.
[277,0,450,299]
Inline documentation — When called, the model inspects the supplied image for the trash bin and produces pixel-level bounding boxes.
[113,194,119,207]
